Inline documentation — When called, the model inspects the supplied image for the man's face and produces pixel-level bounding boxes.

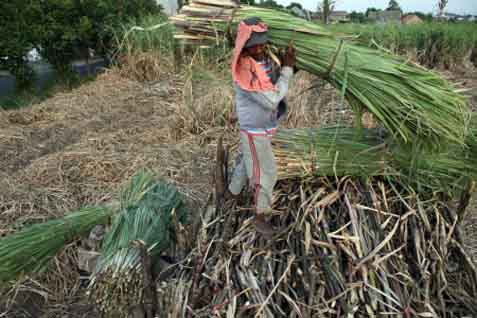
[245,43,266,61]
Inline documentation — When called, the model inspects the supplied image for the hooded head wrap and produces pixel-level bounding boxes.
[231,17,275,92]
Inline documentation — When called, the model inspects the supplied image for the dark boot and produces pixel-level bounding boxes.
[223,189,238,201]
[253,214,275,237]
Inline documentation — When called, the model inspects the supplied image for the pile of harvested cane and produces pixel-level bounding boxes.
[158,176,477,317]
[165,3,477,317]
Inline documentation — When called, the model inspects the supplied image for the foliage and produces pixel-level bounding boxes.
[317,0,336,24]
[0,1,41,87]
[365,7,381,17]
[438,0,449,16]
[329,22,477,68]
[114,14,175,55]
[387,0,402,12]
[35,0,161,72]
[349,11,368,23]
[0,0,161,86]
[257,0,284,10]
[286,2,303,10]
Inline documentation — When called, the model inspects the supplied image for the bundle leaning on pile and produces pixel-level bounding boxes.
[0,206,114,282]
[171,1,470,147]
[274,127,477,191]
[88,172,188,318]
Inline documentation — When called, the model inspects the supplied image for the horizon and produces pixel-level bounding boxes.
[275,0,477,15]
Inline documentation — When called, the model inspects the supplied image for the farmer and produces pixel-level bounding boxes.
[225,17,296,234]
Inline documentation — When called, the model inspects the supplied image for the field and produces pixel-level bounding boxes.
[1,14,477,317]
[329,22,477,68]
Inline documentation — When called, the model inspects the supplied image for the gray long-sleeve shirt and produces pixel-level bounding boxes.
[234,66,294,132]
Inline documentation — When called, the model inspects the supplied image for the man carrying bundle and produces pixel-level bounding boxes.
[224,17,296,234]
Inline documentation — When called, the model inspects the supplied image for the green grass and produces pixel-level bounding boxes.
[328,22,477,67]
[113,14,176,55]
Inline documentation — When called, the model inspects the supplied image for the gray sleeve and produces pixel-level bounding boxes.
[248,66,294,110]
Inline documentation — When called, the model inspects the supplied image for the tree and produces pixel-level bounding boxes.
[286,2,303,10]
[35,0,161,72]
[349,11,367,23]
[365,7,381,17]
[438,0,448,16]
[387,0,401,12]
[0,0,42,87]
[240,0,256,5]
[258,0,284,9]
[317,0,336,24]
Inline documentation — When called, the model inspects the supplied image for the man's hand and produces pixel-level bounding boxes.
[283,45,296,67]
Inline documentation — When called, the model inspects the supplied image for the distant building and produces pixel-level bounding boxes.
[312,11,350,23]
[368,10,402,24]
[156,0,178,16]
[402,14,423,25]
[436,12,475,21]
[330,11,350,23]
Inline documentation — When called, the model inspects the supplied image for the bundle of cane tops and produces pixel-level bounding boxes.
[171,1,470,148]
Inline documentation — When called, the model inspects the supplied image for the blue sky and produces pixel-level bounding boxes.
[275,0,477,14]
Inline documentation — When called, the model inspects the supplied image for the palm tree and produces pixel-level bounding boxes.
[318,0,336,24]
[438,0,448,16]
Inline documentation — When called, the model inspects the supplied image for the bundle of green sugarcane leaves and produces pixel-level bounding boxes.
[88,172,188,317]
[157,176,477,317]
[171,1,470,148]
[273,126,477,192]
[0,206,114,282]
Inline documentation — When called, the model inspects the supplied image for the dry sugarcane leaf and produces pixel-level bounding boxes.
[304,222,311,255]
[315,191,340,209]
[354,216,401,272]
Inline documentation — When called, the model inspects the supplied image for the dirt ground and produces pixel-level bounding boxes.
[1,62,477,317]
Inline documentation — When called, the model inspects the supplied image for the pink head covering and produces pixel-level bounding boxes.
[231,20,275,92]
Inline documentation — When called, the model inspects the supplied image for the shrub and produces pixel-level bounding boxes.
[0,1,41,87]
[0,0,162,84]
[35,0,162,72]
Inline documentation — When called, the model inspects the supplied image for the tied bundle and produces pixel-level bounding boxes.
[273,127,477,192]
[171,1,470,148]
[0,206,113,282]
[88,172,188,317]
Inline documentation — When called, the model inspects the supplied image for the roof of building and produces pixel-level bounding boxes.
[402,14,423,25]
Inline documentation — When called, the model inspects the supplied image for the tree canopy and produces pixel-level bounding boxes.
[387,0,402,12]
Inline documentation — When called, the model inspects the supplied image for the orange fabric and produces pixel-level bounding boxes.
[232,21,275,92]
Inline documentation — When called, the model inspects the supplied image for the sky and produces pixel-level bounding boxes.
[275,0,477,15]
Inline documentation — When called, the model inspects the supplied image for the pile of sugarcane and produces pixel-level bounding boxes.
[158,176,477,317]
[88,172,188,317]
[167,3,477,317]
[171,0,470,147]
